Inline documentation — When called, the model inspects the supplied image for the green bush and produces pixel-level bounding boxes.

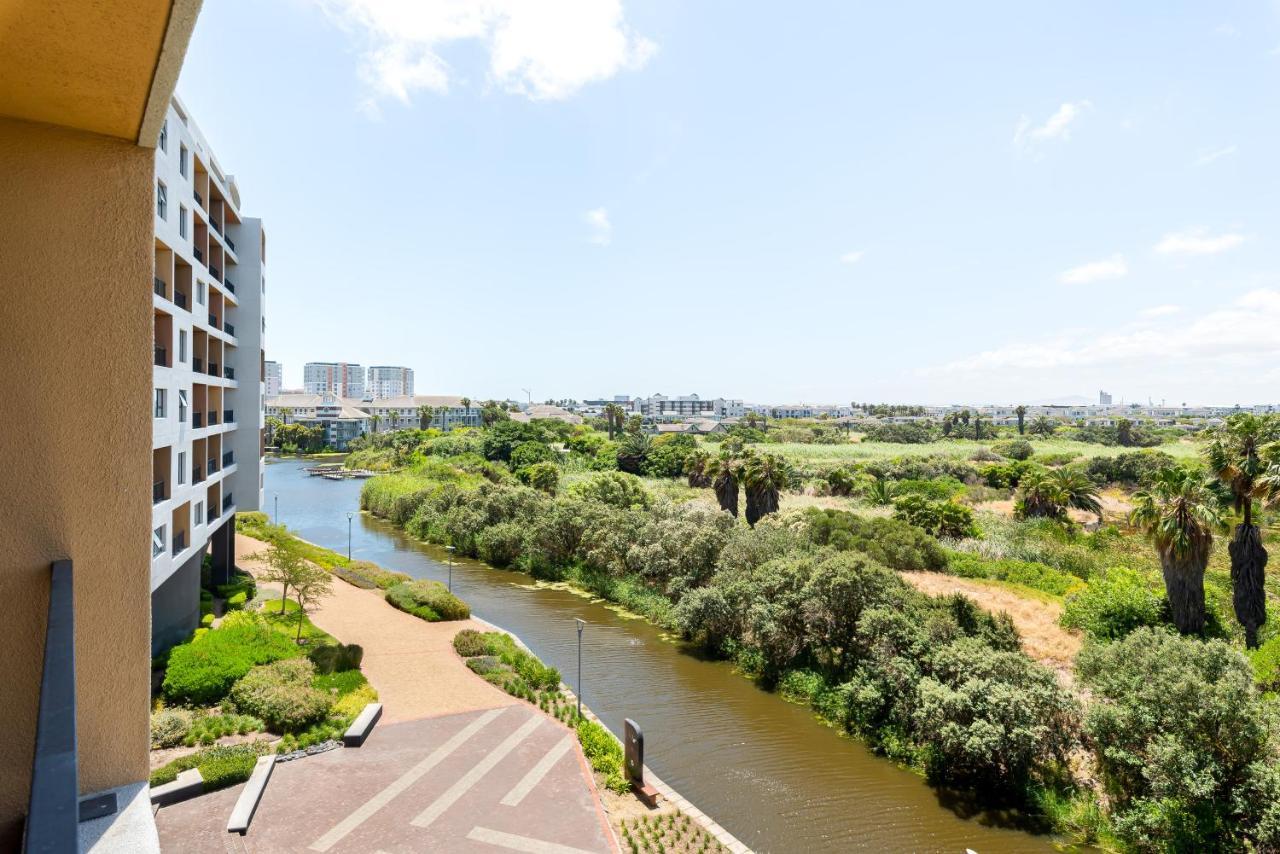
[1061,567,1166,640]
[385,579,471,622]
[312,668,368,697]
[332,559,411,590]
[946,552,1083,597]
[452,629,489,657]
[992,439,1034,461]
[891,494,977,539]
[510,440,557,469]
[576,717,628,793]
[476,521,526,567]
[162,612,300,705]
[200,612,214,628]
[1249,635,1280,692]
[569,472,651,510]
[466,655,502,676]
[308,642,365,674]
[802,508,947,571]
[515,461,560,494]
[184,713,264,745]
[229,659,332,733]
[150,708,192,748]
[149,743,270,792]
[226,590,248,610]
[1077,629,1280,851]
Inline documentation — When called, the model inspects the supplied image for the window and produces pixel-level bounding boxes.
[177,452,187,485]
[154,388,167,418]
[178,389,188,422]
[152,525,166,558]
[157,181,167,219]
[158,120,168,152]
[179,144,188,177]
[195,501,203,525]
[179,206,188,238]
[197,281,205,306]
[178,330,187,362]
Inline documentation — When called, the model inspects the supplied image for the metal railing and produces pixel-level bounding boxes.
[175,291,188,310]
[207,410,218,425]
[154,346,166,367]
[226,237,236,252]
[194,190,204,207]
[208,313,218,328]
[194,246,203,263]
[223,450,234,467]
[224,367,235,381]
[209,362,219,376]
[210,265,221,281]
[154,277,166,298]
[208,505,218,524]
[211,219,222,235]
[193,357,203,372]
[223,494,234,512]
[172,531,186,555]
[208,457,219,474]
[193,412,203,428]
[225,279,236,294]
[223,409,234,423]
[25,560,78,853]
[224,322,235,337]
[153,481,166,503]
[193,465,203,483]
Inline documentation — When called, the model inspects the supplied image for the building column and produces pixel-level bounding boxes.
[210,517,234,586]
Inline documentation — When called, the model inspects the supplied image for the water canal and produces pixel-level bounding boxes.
[267,457,1060,853]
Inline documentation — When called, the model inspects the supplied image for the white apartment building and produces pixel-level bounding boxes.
[367,365,414,400]
[264,359,283,396]
[630,394,745,420]
[151,96,266,653]
[304,361,365,398]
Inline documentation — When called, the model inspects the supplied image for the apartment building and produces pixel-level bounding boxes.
[367,365,414,400]
[265,359,283,396]
[266,394,484,444]
[304,361,365,398]
[630,394,745,420]
[150,97,267,653]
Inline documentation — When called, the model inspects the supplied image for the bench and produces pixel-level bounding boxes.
[343,703,383,747]
[226,755,275,835]
[149,769,203,806]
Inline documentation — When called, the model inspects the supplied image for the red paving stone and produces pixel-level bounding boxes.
[155,706,617,854]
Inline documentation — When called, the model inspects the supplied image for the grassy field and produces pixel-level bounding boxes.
[728,436,1202,465]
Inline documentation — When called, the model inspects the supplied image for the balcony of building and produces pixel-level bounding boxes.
[191,436,206,484]
[207,385,223,430]
[153,309,172,367]
[207,337,224,381]
[192,219,208,270]
[206,433,222,478]
[191,383,207,430]
[170,502,191,557]
[206,482,222,525]
[193,159,209,214]
[174,258,192,312]
[152,446,170,505]
[154,241,174,303]
[208,288,225,336]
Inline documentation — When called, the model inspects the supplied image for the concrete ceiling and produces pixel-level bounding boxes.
[0,0,200,144]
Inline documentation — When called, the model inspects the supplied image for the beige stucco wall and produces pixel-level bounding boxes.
[0,116,153,847]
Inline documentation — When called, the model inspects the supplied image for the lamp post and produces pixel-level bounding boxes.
[575,618,586,720]
[445,545,455,593]
[347,511,354,561]
[273,494,278,525]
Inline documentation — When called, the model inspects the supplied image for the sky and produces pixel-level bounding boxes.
[177,0,1280,406]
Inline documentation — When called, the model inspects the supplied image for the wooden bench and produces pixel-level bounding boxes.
[342,703,383,747]
[226,755,276,835]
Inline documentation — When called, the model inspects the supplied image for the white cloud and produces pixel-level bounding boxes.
[1215,22,1239,37]
[1014,100,1092,151]
[585,207,611,245]
[316,0,657,110]
[930,289,1280,377]
[1154,228,1246,256]
[1058,254,1128,285]
[840,250,865,265]
[1193,144,1237,166]
[1140,304,1182,318]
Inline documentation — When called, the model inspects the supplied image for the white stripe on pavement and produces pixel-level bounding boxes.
[467,826,604,854]
[500,735,575,807]
[308,707,505,852]
[410,714,543,828]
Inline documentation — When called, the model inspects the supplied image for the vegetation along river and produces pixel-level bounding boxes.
[268,457,1059,853]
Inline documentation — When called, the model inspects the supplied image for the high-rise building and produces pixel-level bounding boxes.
[150,96,267,653]
[304,361,365,398]
[1099,390,1113,405]
[367,365,415,400]
[264,360,283,396]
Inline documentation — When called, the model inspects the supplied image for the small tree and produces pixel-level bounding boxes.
[290,562,333,642]
[248,542,310,615]
[418,404,435,431]
[1015,405,1027,435]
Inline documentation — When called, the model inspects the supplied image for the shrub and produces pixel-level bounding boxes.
[569,471,651,510]
[1077,629,1280,851]
[476,521,526,567]
[892,477,966,501]
[162,612,300,705]
[452,629,489,657]
[184,713,264,745]
[1061,567,1167,640]
[332,684,379,720]
[229,659,332,733]
[576,717,628,793]
[308,642,364,674]
[149,743,270,792]
[1085,450,1177,486]
[892,494,977,539]
[150,708,192,748]
[225,590,248,610]
[333,560,411,590]
[992,439,1034,461]
[1251,636,1280,693]
[385,580,471,622]
[946,552,1083,597]
[516,461,560,494]
[200,612,214,628]
[861,422,939,443]
[466,655,502,676]
[802,508,948,571]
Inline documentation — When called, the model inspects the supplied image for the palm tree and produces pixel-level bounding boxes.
[1116,417,1135,447]
[417,404,435,431]
[1015,405,1027,435]
[616,430,651,474]
[1028,416,1056,437]
[280,406,293,426]
[707,453,743,518]
[1205,413,1280,647]
[866,477,895,506]
[370,413,382,434]
[973,415,983,441]
[742,452,790,526]
[683,449,712,488]
[602,403,624,440]
[1016,468,1102,521]
[1130,468,1224,635]
[460,397,472,425]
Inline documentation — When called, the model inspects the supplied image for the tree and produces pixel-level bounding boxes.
[683,449,712,487]
[1014,405,1027,435]
[460,397,472,422]
[248,543,310,617]
[742,452,790,526]
[280,407,293,426]
[1129,468,1224,635]
[1016,468,1102,522]
[481,401,509,427]
[290,561,333,642]
[603,403,625,440]
[417,404,435,431]
[1116,417,1135,448]
[973,415,983,441]
[1205,413,1280,647]
[941,414,953,437]
[370,413,382,434]
[1028,416,1056,437]
[707,453,743,518]
[616,430,651,474]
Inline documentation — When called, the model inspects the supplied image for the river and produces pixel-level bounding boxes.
[267,458,1060,853]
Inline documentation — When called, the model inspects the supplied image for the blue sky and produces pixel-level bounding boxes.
[177,1,1280,406]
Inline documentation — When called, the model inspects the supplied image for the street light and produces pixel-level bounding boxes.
[575,618,586,720]
[347,511,354,561]
[445,545,455,593]
[273,494,278,525]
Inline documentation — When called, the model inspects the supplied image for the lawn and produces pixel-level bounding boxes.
[730,436,1202,465]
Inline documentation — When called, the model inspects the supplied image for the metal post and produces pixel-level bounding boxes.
[347,512,353,561]
[446,545,455,592]
[575,618,585,719]
[273,494,278,525]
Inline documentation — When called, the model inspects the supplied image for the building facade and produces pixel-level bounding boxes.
[367,365,414,400]
[630,394,745,420]
[266,394,484,444]
[150,96,266,653]
[303,361,365,398]
[264,359,282,396]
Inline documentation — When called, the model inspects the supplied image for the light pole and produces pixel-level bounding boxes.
[575,618,586,720]
[347,512,354,561]
[273,494,278,525]
[445,545,455,592]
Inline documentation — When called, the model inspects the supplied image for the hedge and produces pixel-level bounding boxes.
[162,612,300,705]
[385,580,470,622]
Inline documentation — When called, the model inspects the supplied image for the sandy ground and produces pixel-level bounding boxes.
[900,571,1082,685]
[235,533,515,723]
[971,489,1132,526]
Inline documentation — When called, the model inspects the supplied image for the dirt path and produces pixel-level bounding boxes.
[235,533,515,723]
[900,571,1082,684]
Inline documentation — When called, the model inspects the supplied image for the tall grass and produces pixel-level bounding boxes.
[744,437,1200,465]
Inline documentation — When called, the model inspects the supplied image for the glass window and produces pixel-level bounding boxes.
[158,121,168,152]
[179,206,188,238]
[177,452,186,485]
[178,330,187,362]
[178,389,188,422]
[195,501,203,525]
[154,388,166,418]
[152,525,166,558]
[157,181,167,219]
[197,281,205,306]
[179,144,188,177]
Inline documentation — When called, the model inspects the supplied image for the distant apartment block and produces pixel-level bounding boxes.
[304,361,365,398]
[629,393,745,420]
[367,365,415,400]
[1099,390,1113,405]
[264,359,283,396]
[265,393,483,448]
[151,96,267,654]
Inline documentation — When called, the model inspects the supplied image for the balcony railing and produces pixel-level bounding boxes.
[209,362,219,376]
[194,246,203,263]
[25,560,79,853]
[223,451,234,467]
[223,409,235,423]
[226,236,236,252]
[225,368,236,382]
[210,265,221,281]
[211,218,222,235]
[153,481,166,504]
[193,465,203,483]
[225,322,235,337]
[192,412,203,428]
[223,494,234,512]
[172,531,186,556]
[225,279,236,294]
[193,357,203,373]
[194,189,204,208]
[208,313,218,329]
[154,277,166,298]
[207,411,219,426]
[154,346,167,367]
[175,291,188,310]
[208,457,219,474]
